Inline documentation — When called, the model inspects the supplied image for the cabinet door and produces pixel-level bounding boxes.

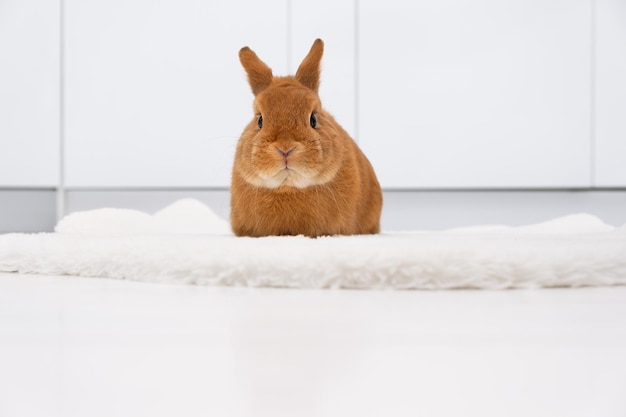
[0,0,59,187]
[595,0,626,187]
[359,0,591,188]
[291,2,356,138]
[65,0,287,187]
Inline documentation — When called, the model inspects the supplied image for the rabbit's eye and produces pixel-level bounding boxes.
[310,113,317,129]
[257,115,263,129]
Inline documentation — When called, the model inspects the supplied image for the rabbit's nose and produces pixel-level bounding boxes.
[276,146,296,157]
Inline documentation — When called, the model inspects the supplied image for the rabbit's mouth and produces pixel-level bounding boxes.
[240,159,339,189]
[263,166,318,189]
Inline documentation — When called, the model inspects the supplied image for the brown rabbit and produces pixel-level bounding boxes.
[230,39,382,237]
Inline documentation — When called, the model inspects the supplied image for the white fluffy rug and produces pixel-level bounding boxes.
[1,199,625,290]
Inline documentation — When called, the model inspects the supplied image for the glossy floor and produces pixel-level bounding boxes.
[1,273,625,417]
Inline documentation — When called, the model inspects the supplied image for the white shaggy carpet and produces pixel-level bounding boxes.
[1,199,625,289]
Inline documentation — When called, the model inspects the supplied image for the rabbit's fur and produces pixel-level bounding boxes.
[231,39,382,237]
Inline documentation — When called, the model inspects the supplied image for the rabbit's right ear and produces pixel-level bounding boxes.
[239,47,273,96]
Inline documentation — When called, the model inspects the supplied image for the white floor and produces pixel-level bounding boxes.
[1,273,625,417]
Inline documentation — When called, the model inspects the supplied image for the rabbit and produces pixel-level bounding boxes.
[230,39,382,237]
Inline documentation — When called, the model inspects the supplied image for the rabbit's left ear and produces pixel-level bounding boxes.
[295,39,324,93]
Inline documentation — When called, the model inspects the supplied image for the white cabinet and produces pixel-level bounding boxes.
[358,0,592,188]
[595,0,626,187]
[64,0,287,187]
[291,1,356,138]
[19,1,620,191]
[0,0,59,187]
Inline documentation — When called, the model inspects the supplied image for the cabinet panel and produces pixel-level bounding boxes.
[65,0,287,187]
[0,0,59,187]
[359,0,591,188]
[595,0,626,187]
[291,2,356,138]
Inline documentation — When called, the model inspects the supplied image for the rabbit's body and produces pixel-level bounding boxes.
[231,40,382,237]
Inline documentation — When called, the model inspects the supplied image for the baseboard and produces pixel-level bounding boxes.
[2,188,625,233]
[381,190,626,230]
[0,190,57,233]
[65,189,626,231]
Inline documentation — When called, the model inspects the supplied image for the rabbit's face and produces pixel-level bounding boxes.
[236,78,342,189]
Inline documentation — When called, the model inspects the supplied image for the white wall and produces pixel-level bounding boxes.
[1,0,626,232]
[359,0,592,188]
[63,0,288,187]
[0,0,59,187]
[595,0,626,186]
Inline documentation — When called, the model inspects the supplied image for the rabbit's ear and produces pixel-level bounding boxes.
[239,46,273,96]
[295,39,324,93]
